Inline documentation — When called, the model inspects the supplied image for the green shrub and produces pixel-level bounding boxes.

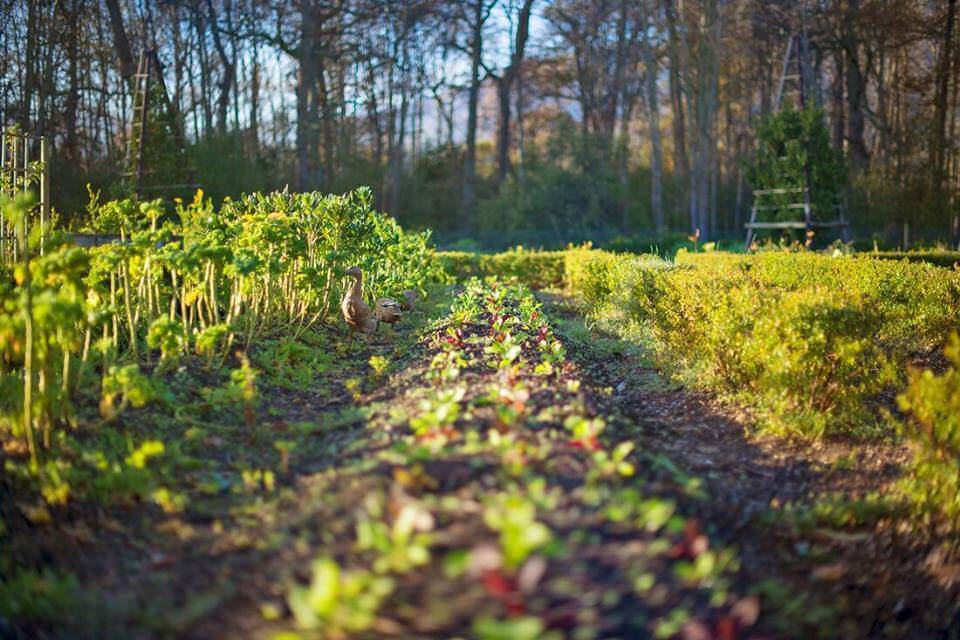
[0,568,79,624]
[897,334,960,528]
[747,106,846,223]
[563,246,669,312]
[675,250,960,354]
[567,248,960,438]
[439,247,566,289]
[867,251,960,269]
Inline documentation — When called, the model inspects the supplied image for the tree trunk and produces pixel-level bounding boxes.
[933,0,958,190]
[249,36,260,147]
[664,0,689,188]
[205,0,236,134]
[105,0,135,83]
[641,2,664,232]
[494,0,535,191]
[842,0,869,172]
[296,7,321,190]
[831,50,845,151]
[195,7,214,138]
[689,0,719,241]
[22,0,36,129]
[319,61,335,189]
[64,0,82,160]
[389,76,408,216]
[462,0,484,228]
[516,68,526,185]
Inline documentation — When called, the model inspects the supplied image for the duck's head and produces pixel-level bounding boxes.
[343,265,362,279]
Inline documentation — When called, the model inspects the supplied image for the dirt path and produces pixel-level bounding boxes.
[3,284,959,639]
[542,293,960,639]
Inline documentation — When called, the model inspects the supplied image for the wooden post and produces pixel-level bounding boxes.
[10,133,18,262]
[40,136,47,255]
[22,134,30,254]
[1,127,6,261]
[902,221,910,250]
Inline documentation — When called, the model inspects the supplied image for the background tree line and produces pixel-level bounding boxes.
[2,0,958,247]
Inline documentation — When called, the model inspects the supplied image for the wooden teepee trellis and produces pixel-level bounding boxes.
[124,49,195,199]
[744,31,850,247]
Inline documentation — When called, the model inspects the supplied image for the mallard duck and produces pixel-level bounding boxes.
[400,290,418,311]
[342,266,377,344]
[374,297,403,329]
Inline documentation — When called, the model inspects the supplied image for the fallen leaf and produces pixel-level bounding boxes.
[813,528,871,543]
[811,562,847,582]
[18,502,51,524]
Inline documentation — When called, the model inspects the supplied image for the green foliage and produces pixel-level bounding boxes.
[147,317,187,366]
[100,364,164,420]
[897,334,960,528]
[483,492,552,571]
[563,246,666,310]
[474,124,647,235]
[472,616,547,640]
[1,186,442,504]
[867,250,960,269]
[0,568,79,624]
[77,186,443,366]
[1,193,90,456]
[3,427,173,508]
[355,498,433,574]
[185,132,273,206]
[253,338,332,391]
[286,556,394,634]
[748,107,846,222]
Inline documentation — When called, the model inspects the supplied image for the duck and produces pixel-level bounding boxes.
[341,266,377,344]
[400,290,418,311]
[374,297,403,329]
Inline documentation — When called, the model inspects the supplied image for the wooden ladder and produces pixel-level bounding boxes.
[744,32,849,247]
[123,50,196,200]
[124,50,151,198]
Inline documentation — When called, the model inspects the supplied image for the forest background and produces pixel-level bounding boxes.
[2,0,959,249]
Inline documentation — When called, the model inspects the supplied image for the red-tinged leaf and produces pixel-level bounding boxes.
[505,598,526,617]
[684,519,703,543]
[689,534,709,558]
[681,619,712,640]
[715,616,737,640]
[731,596,761,627]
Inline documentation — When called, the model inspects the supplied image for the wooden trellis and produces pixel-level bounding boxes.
[1,127,50,263]
[124,49,195,199]
[744,32,850,247]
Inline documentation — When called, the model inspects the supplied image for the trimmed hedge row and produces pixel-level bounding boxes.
[868,251,960,269]
[674,251,960,353]
[439,247,566,289]
[574,250,960,435]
